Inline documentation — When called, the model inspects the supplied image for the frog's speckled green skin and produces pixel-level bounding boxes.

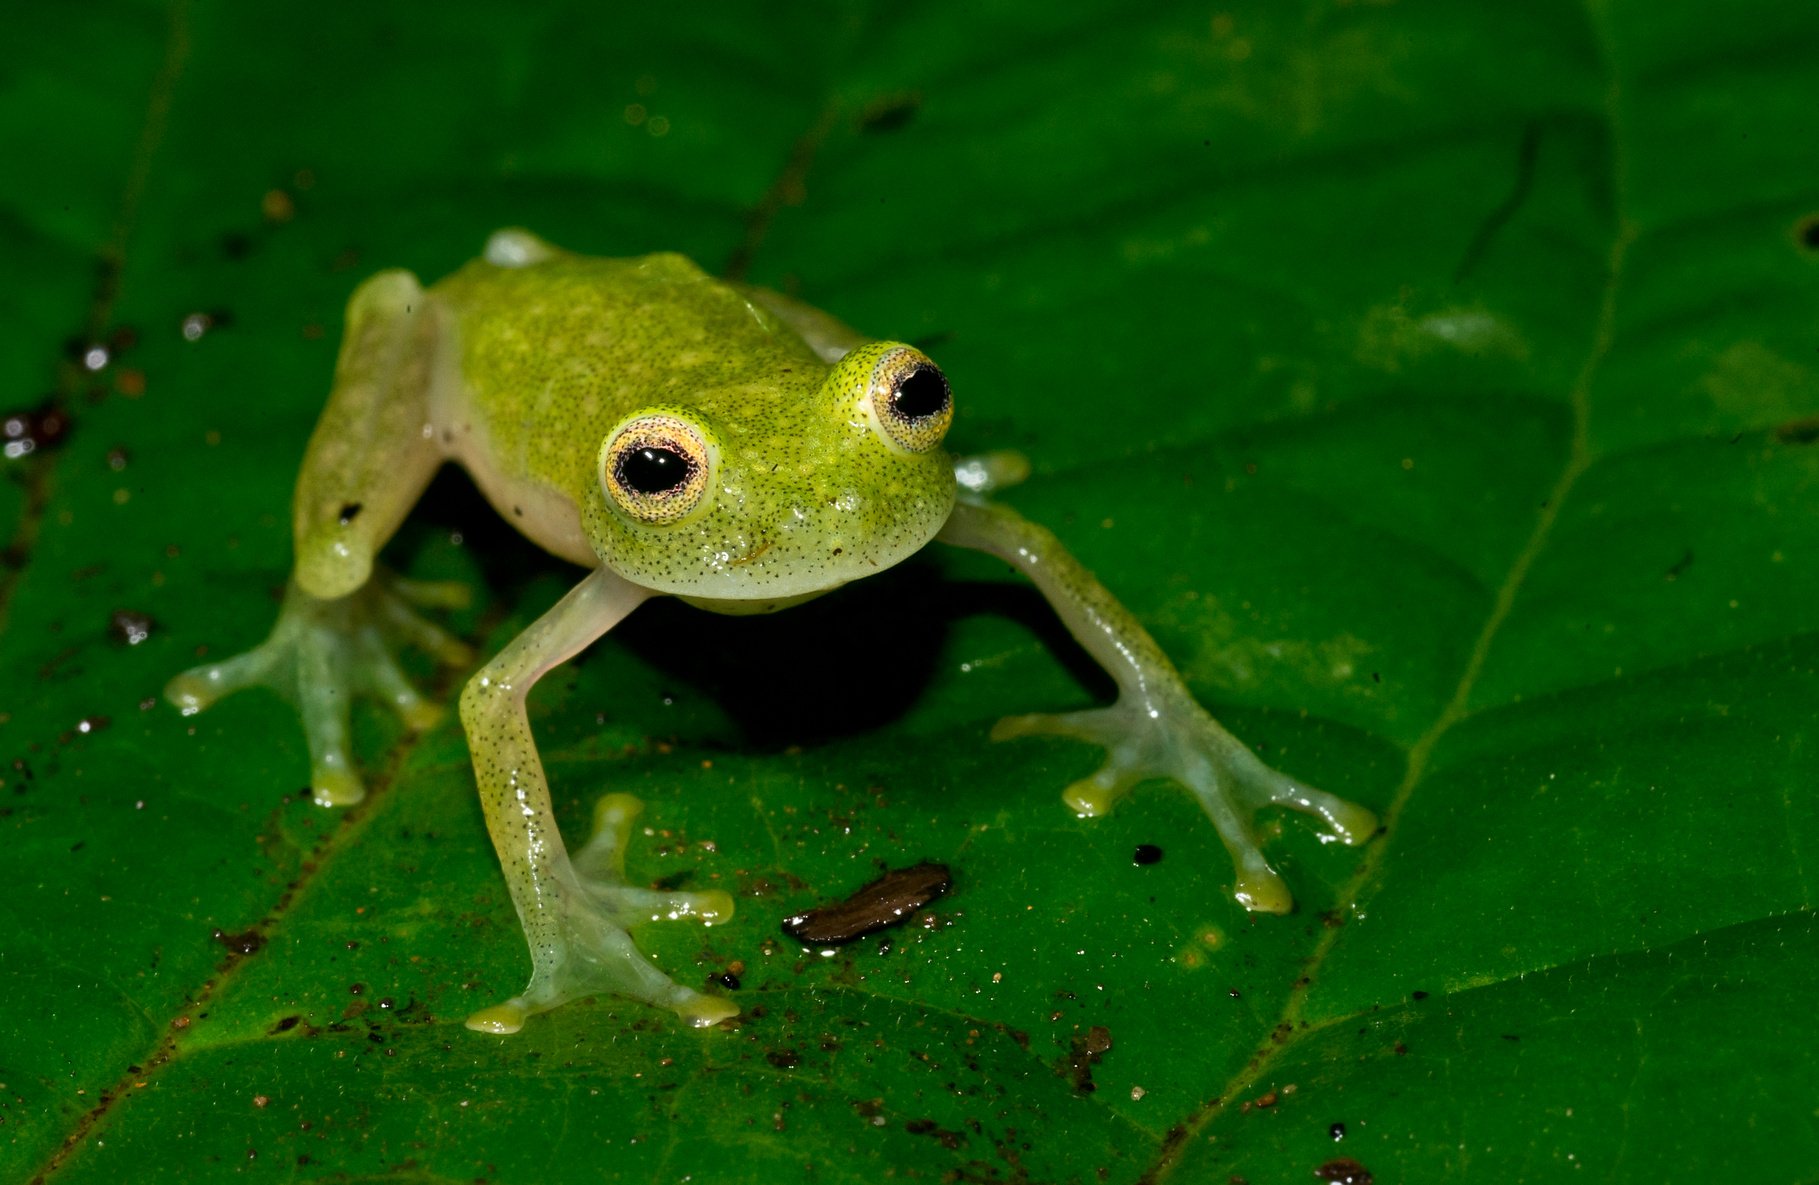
[435,251,955,606]
[166,229,1378,1037]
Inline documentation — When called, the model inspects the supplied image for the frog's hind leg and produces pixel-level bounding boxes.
[166,269,469,805]
[940,498,1379,915]
[458,567,738,1036]
[292,269,447,600]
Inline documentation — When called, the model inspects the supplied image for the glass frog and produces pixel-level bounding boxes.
[166,229,1378,1035]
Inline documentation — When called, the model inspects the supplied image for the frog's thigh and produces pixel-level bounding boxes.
[292,269,445,600]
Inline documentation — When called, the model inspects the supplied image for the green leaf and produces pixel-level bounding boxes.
[5,1,1817,1182]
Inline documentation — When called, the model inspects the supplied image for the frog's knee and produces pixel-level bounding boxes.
[457,662,515,730]
[294,524,372,600]
[345,269,424,321]
[483,228,559,268]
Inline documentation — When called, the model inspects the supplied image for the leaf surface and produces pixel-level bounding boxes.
[4,2,1817,1182]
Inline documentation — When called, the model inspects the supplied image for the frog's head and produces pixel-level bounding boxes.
[580,342,958,612]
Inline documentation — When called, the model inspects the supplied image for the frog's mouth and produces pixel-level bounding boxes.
[644,483,957,614]
[588,441,960,612]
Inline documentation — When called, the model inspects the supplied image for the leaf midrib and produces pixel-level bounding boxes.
[1144,2,1635,1177]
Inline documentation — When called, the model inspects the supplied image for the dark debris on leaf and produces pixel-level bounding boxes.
[1056,1025,1113,1094]
[1796,214,1819,251]
[1314,1158,1373,1184]
[781,862,952,946]
[1774,414,1819,445]
[213,928,266,956]
[3,403,70,459]
[858,92,920,134]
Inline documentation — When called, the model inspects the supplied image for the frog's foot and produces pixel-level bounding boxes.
[164,573,473,807]
[464,793,738,1035]
[993,697,1378,914]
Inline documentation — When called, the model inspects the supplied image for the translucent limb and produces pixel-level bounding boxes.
[164,572,473,806]
[458,567,738,1035]
[992,699,1376,914]
[941,498,1379,914]
[466,791,737,1035]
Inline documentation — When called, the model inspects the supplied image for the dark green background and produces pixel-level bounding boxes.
[5,2,1817,1181]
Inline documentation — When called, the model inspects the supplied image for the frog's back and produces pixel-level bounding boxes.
[430,250,824,502]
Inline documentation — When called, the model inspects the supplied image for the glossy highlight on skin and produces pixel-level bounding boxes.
[165,229,1377,1035]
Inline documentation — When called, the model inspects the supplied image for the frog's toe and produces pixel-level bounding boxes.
[468,880,738,1035]
[571,792,643,882]
[295,661,365,805]
[468,977,734,1033]
[1239,767,1379,847]
[464,999,531,1035]
[991,707,1120,746]
[996,697,1376,913]
[1060,762,1144,817]
[590,883,736,927]
[376,590,475,667]
[167,571,475,809]
[164,646,282,715]
[992,709,1147,814]
[1231,862,1294,915]
[573,793,736,925]
[359,640,448,732]
[677,993,742,1028]
[1201,736,1381,847]
[466,793,741,1033]
[390,575,473,612]
[308,762,366,808]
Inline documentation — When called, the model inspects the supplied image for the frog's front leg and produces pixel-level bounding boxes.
[938,499,1378,913]
[166,270,470,805]
[459,566,738,1035]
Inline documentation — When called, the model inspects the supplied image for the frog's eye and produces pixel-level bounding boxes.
[867,348,952,454]
[600,414,714,525]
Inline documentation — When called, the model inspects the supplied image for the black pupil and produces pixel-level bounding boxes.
[618,446,691,495]
[893,366,949,420]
